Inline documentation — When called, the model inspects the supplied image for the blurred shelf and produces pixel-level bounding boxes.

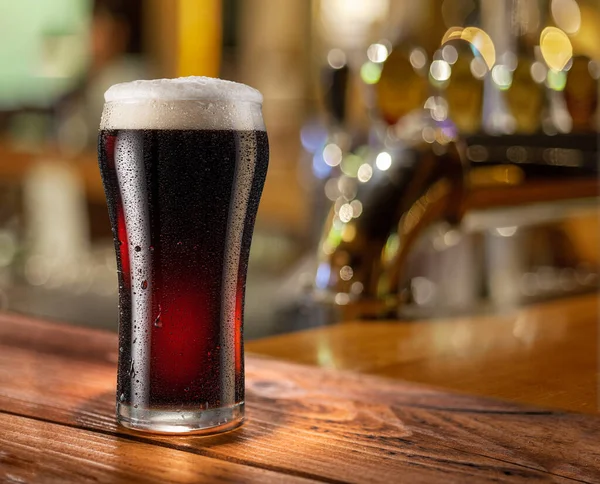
[0,139,309,236]
[0,139,105,203]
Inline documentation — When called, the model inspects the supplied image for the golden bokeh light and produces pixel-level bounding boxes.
[341,224,357,243]
[442,26,464,45]
[460,27,495,69]
[540,27,573,72]
[441,27,496,70]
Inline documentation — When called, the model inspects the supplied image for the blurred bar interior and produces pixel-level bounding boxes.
[0,0,597,337]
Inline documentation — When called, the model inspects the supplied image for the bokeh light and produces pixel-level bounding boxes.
[469,57,488,79]
[360,61,383,84]
[551,0,582,34]
[375,152,392,171]
[327,48,347,69]
[357,163,373,182]
[350,200,363,218]
[324,178,341,201]
[547,69,567,91]
[409,48,428,70]
[340,265,354,281]
[312,151,331,179]
[315,262,331,289]
[340,154,363,177]
[530,62,548,83]
[442,45,459,64]
[540,27,573,72]
[430,60,452,82]
[444,27,496,69]
[491,65,513,90]
[367,43,389,63]
[300,124,327,153]
[323,143,342,166]
[339,203,353,223]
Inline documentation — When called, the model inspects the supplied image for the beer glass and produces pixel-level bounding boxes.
[98,77,268,434]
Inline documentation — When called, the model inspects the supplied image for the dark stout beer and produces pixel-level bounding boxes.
[98,78,268,433]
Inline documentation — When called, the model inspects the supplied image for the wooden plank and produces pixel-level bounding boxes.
[0,413,314,484]
[248,294,599,414]
[0,313,599,483]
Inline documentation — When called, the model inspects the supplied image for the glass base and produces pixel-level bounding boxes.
[116,401,244,435]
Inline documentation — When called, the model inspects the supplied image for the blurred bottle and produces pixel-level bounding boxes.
[376,0,448,126]
[443,38,487,135]
[23,161,90,287]
[564,55,598,132]
[504,0,546,134]
[549,0,599,132]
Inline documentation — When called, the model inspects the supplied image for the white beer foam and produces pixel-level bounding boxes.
[105,76,263,104]
[101,77,265,131]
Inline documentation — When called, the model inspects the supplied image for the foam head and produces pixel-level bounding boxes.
[100,77,265,131]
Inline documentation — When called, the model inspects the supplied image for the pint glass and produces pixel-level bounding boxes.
[98,77,268,434]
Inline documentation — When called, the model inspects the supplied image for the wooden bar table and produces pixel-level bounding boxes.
[249,294,600,415]
[1,295,599,482]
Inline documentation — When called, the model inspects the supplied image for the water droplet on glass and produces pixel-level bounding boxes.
[154,313,162,328]
[134,246,141,252]
[184,387,190,392]
[133,404,138,408]
[141,280,148,290]
[119,393,125,402]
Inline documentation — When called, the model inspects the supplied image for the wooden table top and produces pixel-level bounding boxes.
[1,311,599,482]
[248,294,599,415]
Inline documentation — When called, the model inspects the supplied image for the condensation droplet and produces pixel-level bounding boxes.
[141,280,148,290]
[134,246,141,252]
[119,393,125,402]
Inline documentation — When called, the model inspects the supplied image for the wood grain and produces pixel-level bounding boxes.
[0,413,314,484]
[248,294,599,414]
[0,313,599,482]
